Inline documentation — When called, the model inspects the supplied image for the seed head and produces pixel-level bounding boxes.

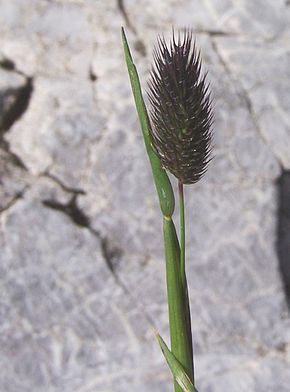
[147,30,213,184]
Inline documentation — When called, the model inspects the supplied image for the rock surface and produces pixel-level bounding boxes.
[0,1,290,391]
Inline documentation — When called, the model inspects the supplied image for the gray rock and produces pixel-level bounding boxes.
[0,149,30,212]
[0,0,289,391]
[0,67,26,128]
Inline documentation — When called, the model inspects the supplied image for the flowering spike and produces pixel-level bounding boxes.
[147,30,213,184]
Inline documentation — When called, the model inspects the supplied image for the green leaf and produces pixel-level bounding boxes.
[121,27,175,218]
[155,332,198,392]
[163,217,194,391]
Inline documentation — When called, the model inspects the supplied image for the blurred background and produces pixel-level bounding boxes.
[1,0,290,391]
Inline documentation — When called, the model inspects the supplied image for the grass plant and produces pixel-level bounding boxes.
[122,27,213,392]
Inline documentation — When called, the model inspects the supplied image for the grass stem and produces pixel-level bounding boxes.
[179,181,186,286]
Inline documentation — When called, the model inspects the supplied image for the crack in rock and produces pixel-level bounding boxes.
[0,144,31,214]
[211,39,283,168]
[0,56,30,78]
[117,0,147,56]
[0,58,34,170]
[0,77,33,134]
[43,196,90,228]
[0,144,27,170]
[41,193,156,330]
[194,29,239,37]
[277,170,290,310]
[42,194,123,276]
[117,0,136,33]
[42,172,86,195]
[133,38,147,57]
[0,58,16,72]
[89,66,98,82]
[212,39,289,311]
[0,191,23,214]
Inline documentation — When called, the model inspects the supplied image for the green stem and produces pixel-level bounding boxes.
[179,181,186,286]
[163,216,193,392]
[178,181,195,384]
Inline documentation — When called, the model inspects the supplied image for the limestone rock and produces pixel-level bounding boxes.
[0,0,289,391]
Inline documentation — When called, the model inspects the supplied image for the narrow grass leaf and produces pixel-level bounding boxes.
[121,27,175,218]
[155,332,198,392]
[163,217,194,391]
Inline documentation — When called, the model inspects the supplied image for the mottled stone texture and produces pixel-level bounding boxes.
[0,1,290,391]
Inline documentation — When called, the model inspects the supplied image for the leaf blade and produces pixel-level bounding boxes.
[155,332,198,392]
[121,27,175,218]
